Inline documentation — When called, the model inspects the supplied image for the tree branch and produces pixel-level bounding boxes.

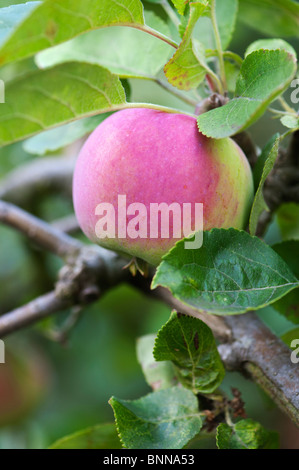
[0,292,71,337]
[0,199,81,259]
[0,203,297,427]
[0,155,298,427]
[0,157,74,205]
[218,313,299,427]
[51,214,80,234]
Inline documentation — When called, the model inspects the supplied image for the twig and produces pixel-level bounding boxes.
[42,306,84,345]
[0,200,82,259]
[0,291,71,337]
[0,157,74,205]
[0,242,130,337]
[51,214,80,234]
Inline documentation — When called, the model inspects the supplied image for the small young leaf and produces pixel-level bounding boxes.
[136,334,177,391]
[280,115,299,130]
[23,114,110,155]
[178,14,188,39]
[151,228,299,316]
[252,133,280,190]
[197,50,297,138]
[49,423,121,449]
[36,11,172,79]
[109,386,202,449]
[245,39,297,59]
[153,311,225,393]
[216,419,279,449]
[164,2,209,90]
[249,135,281,236]
[0,62,126,147]
[0,0,145,66]
[214,0,238,50]
[224,60,240,93]
[239,0,299,38]
[170,0,192,16]
[193,0,238,51]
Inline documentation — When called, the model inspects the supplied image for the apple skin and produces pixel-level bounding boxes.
[73,108,254,265]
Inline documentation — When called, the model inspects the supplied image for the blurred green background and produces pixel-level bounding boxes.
[0,0,298,449]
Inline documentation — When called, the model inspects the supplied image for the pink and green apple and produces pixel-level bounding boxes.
[73,108,254,265]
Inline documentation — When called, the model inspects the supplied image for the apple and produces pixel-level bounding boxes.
[0,347,49,427]
[73,108,254,265]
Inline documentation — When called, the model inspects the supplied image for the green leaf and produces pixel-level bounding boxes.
[245,39,297,59]
[178,14,188,39]
[280,114,299,129]
[197,50,297,138]
[164,2,209,90]
[281,327,299,347]
[0,0,145,66]
[23,114,110,155]
[136,334,177,390]
[249,135,281,236]
[276,203,299,241]
[36,10,172,79]
[1,0,38,6]
[193,0,238,50]
[151,228,299,316]
[109,386,202,449]
[252,133,280,190]
[239,0,299,38]
[0,57,38,84]
[214,0,238,50]
[216,419,279,449]
[224,60,239,93]
[0,2,40,47]
[170,0,192,16]
[49,423,122,449]
[271,240,299,324]
[0,62,126,147]
[153,311,225,393]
